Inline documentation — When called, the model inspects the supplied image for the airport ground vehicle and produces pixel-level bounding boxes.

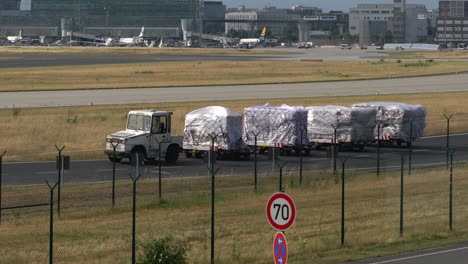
[340,44,351,49]
[105,110,182,164]
[106,103,425,163]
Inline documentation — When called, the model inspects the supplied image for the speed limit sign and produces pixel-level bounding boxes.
[266,192,296,231]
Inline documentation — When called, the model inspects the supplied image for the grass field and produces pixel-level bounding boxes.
[0,60,468,91]
[2,164,468,263]
[388,50,468,59]
[1,91,468,162]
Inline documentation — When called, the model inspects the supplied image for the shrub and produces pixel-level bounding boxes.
[138,236,190,264]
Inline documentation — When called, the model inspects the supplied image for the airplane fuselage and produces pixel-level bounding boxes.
[239,38,260,45]
[7,36,21,43]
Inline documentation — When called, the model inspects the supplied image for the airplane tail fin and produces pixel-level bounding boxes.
[19,30,22,37]
[259,27,266,42]
[138,27,145,38]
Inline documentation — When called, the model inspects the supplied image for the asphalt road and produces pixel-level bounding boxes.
[2,134,467,186]
[348,242,468,264]
[0,47,386,69]
[1,73,468,108]
[0,53,280,69]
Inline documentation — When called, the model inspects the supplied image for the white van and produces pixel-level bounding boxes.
[340,44,351,50]
[457,43,466,50]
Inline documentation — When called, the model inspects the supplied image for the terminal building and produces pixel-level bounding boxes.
[0,0,202,38]
[436,0,468,44]
[349,1,428,44]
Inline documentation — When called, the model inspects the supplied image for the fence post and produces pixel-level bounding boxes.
[408,121,413,175]
[299,127,304,186]
[275,161,287,193]
[130,154,141,264]
[332,125,338,174]
[252,131,260,193]
[46,180,58,264]
[449,151,455,231]
[54,145,65,216]
[341,159,347,247]
[111,142,120,208]
[444,114,454,169]
[207,135,220,264]
[376,123,381,176]
[400,152,406,237]
[0,151,6,224]
[157,140,162,201]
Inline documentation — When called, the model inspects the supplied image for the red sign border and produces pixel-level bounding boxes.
[273,232,288,264]
[266,192,296,231]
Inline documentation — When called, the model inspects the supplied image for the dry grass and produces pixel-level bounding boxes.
[1,91,468,162]
[388,50,468,59]
[2,164,468,263]
[1,60,468,91]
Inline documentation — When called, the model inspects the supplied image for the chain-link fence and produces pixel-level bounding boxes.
[1,135,468,263]
[1,106,468,263]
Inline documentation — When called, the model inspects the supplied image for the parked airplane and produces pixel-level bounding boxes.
[238,27,266,48]
[68,27,156,47]
[7,30,30,43]
[108,27,145,46]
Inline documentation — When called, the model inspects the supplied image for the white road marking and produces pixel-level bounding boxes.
[354,154,371,158]
[97,169,127,172]
[151,171,171,175]
[368,246,468,264]
[421,133,468,139]
[413,149,430,152]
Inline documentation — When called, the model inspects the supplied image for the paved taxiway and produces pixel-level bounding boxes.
[0,47,386,69]
[348,242,468,264]
[0,72,467,108]
[2,134,467,186]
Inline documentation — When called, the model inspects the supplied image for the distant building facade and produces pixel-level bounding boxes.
[436,0,468,44]
[225,6,322,36]
[0,0,202,37]
[350,1,428,44]
[203,1,226,34]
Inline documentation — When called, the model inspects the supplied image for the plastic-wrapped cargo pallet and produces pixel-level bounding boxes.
[243,104,308,146]
[306,105,376,144]
[183,106,244,151]
[351,102,426,142]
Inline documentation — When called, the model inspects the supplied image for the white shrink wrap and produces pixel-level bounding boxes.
[306,105,376,143]
[183,106,244,151]
[243,104,309,147]
[351,102,426,142]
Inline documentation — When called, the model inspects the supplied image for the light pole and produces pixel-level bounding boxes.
[104,6,109,35]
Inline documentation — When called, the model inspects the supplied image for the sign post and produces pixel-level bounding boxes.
[267,192,296,264]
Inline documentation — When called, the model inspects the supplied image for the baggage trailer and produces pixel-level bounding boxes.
[352,102,427,147]
[183,106,250,160]
[243,104,310,156]
[306,105,376,151]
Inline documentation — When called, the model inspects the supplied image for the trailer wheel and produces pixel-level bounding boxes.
[165,145,179,164]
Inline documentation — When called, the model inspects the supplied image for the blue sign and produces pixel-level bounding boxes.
[273,232,288,264]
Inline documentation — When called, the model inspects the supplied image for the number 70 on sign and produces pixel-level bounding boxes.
[266,192,296,231]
